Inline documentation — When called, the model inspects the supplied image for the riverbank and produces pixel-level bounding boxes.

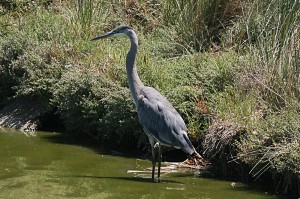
[0,97,48,131]
[0,0,299,196]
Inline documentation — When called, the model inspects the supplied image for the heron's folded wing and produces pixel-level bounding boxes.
[137,89,194,153]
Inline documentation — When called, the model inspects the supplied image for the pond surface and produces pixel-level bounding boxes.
[0,128,278,199]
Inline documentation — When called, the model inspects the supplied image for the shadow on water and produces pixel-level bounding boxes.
[40,132,134,157]
[57,174,182,184]
[41,131,190,162]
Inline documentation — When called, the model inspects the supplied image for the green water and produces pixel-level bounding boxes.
[0,128,278,199]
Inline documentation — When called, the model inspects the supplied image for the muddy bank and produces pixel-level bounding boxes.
[0,97,48,131]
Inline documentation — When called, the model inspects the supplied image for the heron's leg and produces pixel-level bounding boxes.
[157,143,162,182]
[148,136,156,182]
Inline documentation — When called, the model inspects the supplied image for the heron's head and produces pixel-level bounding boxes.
[91,25,133,41]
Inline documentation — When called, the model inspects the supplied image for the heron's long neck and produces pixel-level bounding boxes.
[126,31,143,105]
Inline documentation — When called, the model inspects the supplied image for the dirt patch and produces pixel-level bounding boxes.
[0,97,48,131]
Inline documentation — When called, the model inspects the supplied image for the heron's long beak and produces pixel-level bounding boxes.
[91,31,115,41]
[91,31,125,41]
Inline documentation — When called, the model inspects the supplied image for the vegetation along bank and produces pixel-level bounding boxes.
[0,0,299,196]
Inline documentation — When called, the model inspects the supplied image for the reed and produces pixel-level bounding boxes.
[162,0,241,51]
[245,0,300,109]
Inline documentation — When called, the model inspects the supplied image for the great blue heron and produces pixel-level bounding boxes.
[92,25,203,182]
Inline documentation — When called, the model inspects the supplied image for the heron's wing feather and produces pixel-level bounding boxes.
[137,87,194,154]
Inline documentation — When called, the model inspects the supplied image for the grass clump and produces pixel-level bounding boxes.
[0,30,27,107]
[51,67,141,147]
[245,0,300,110]
[237,109,300,193]
[162,0,242,51]
[0,7,67,108]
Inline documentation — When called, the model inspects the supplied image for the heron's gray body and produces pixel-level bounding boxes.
[92,25,197,182]
[137,86,194,155]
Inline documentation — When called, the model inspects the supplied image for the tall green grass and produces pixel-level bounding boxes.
[162,0,241,51]
[245,0,300,109]
[76,0,94,28]
[68,0,96,38]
